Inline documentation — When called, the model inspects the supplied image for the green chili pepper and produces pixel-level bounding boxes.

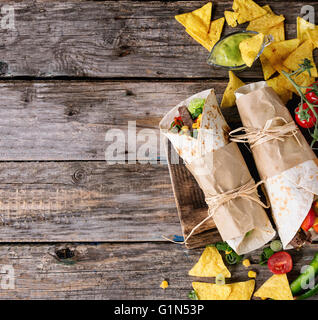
[295,282,318,300]
[290,252,318,295]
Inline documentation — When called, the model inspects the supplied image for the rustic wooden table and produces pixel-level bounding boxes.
[0,0,317,300]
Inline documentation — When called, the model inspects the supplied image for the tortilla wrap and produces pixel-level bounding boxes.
[235,81,318,248]
[160,89,275,254]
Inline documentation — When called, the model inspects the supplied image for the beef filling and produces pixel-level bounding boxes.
[178,106,194,129]
[289,229,312,248]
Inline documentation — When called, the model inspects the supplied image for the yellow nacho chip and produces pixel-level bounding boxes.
[254,274,293,300]
[186,17,224,52]
[247,13,285,34]
[262,4,273,15]
[268,22,285,42]
[239,32,265,67]
[193,280,255,300]
[232,0,267,24]
[175,2,212,35]
[192,282,232,300]
[307,28,318,48]
[297,17,318,44]
[208,17,225,50]
[250,6,285,41]
[266,74,293,104]
[227,280,255,300]
[260,54,276,80]
[224,11,239,28]
[283,39,318,77]
[263,38,300,73]
[221,71,245,108]
[188,246,231,278]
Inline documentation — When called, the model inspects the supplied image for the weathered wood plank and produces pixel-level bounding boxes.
[0,1,315,79]
[0,242,316,299]
[0,161,183,242]
[0,80,238,161]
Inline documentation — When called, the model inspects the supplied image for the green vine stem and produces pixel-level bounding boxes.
[282,58,318,147]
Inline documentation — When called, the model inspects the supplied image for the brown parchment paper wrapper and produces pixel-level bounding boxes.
[235,81,318,249]
[159,89,275,254]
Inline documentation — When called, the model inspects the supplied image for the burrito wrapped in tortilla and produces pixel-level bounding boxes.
[159,89,275,254]
[233,81,318,249]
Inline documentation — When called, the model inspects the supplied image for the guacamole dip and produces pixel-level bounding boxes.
[209,33,252,67]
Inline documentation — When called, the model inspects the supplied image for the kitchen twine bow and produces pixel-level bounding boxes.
[163,179,269,245]
[229,116,301,148]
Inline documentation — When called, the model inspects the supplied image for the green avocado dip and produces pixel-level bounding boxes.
[209,33,252,67]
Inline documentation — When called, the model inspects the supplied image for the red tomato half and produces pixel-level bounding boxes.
[306,81,318,105]
[301,207,316,232]
[267,251,293,274]
[295,103,317,129]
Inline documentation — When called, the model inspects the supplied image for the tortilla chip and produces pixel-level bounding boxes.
[254,274,293,300]
[193,280,255,300]
[208,17,225,50]
[232,0,267,24]
[224,11,239,28]
[262,5,274,15]
[308,29,318,48]
[192,282,232,300]
[221,71,245,108]
[260,54,276,80]
[266,74,293,104]
[239,32,265,67]
[283,39,318,77]
[247,13,285,34]
[268,22,285,42]
[175,2,212,35]
[297,17,318,44]
[186,17,224,52]
[263,38,300,73]
[227,280,255,300]
[189,246,231,278]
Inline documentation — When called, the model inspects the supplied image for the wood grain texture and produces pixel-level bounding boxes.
[0,1,315,79]
[0,161,183,242]
[0,80,238,161]
[0,242,316,299]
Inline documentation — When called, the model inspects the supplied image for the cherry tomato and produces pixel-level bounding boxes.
[267,251,293,274]
[301,207,316,232]
[305,81,318,105]
[295,103,317,129]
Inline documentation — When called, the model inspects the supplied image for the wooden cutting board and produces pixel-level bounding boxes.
[165,139,222,249]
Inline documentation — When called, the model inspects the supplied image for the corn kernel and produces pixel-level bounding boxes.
[242,259,251,268]
[192,123,199,129]
[248,271,257,278]
[160,280,169,289]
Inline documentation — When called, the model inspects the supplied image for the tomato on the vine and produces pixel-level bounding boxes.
[305,81,318,105]
[295,103,317,129]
